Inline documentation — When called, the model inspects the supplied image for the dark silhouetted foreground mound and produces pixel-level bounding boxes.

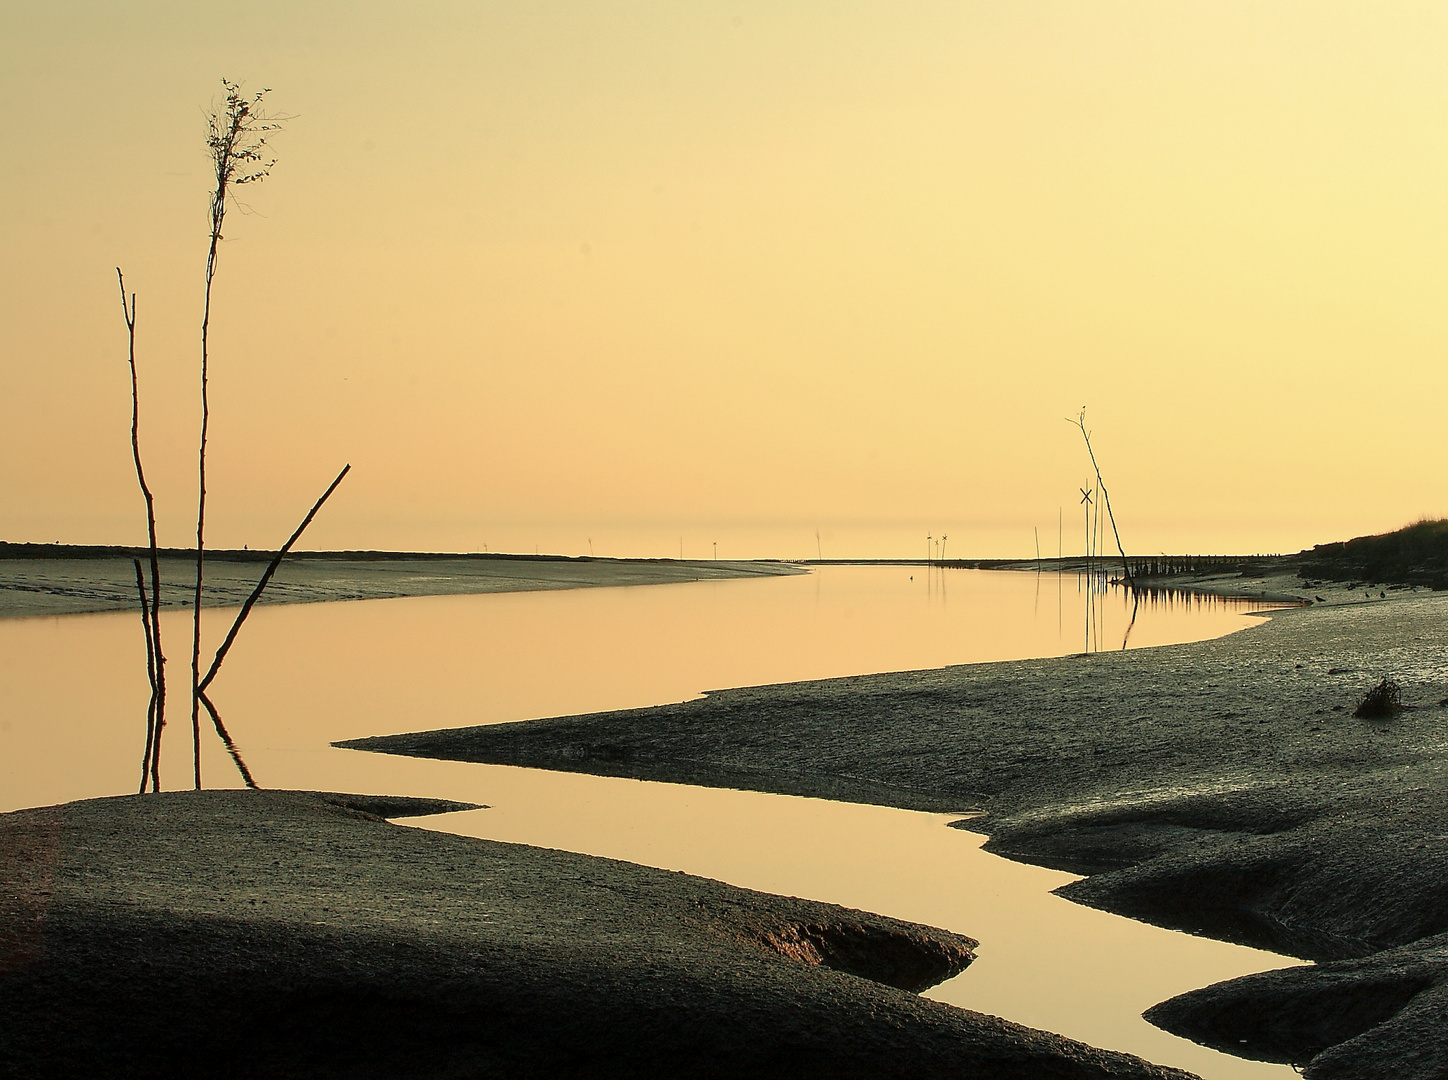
[0,790,1192,1079]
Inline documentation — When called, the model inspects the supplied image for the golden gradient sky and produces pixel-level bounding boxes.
[3,2,1447,559]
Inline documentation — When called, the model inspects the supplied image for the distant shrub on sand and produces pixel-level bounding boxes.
[1354,677,1404,719]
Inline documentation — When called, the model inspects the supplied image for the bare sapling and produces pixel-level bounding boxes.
[194,463,352,789]
[117,270,167,792]
[191,81,286,789]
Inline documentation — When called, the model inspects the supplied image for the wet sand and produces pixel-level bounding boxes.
[0,551,801,618]
[0,789,1190,1079]
[347,574,1448,1078]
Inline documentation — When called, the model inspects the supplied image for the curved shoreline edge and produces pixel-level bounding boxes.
[345,586,1448,1078]
[0,789,1190,1079]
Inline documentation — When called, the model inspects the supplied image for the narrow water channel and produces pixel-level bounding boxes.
[0,567,1299,1078]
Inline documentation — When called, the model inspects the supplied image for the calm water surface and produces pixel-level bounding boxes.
[0,566,1298,1079]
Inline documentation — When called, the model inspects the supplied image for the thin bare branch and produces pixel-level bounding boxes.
[1068,409,1132,585]
[117,268,167,792]
[199,464,351,694]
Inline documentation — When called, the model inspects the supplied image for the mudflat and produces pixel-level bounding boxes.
[0,550,801,618]
[0,789,1192,1079]
[346,575,1448,1078]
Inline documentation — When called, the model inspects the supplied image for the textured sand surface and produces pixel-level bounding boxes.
[0,789,1193,1079]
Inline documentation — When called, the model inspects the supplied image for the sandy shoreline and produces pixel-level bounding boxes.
[0,551,802,619]
[346,580,1448,1078]
[0,789,1189,1079]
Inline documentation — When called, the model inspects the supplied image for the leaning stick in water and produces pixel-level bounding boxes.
[194,464,351,787]
[1069,409,1132,585]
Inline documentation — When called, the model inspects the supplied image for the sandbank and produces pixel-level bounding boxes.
[0,546,801,619]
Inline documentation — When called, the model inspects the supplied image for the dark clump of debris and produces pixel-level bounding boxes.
[1354,677,1404,719]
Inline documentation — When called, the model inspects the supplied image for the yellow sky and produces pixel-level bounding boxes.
[3,2,1447,559]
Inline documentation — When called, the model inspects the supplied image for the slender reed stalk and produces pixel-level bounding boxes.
[117,269,167,791]
[191,81,285,789]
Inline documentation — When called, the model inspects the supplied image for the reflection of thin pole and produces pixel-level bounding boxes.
[1094,480,1102,580]
[1093,573,1102,653]
[1121,586,1140,650]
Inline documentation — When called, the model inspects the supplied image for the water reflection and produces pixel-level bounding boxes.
[1062,568,1295,657]
[0,567,1294,1080]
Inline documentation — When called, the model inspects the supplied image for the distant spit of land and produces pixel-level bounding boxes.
[8,516,1445,619]
[0,543,803,619]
